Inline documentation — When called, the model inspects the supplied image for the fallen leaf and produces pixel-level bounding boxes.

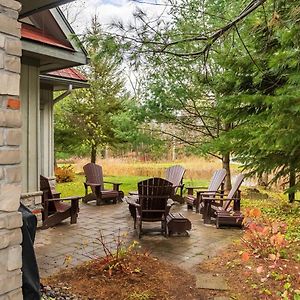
[241,252,250,262]
[256,266,264,274]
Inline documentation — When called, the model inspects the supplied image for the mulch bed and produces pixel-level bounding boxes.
[43,253,206,300]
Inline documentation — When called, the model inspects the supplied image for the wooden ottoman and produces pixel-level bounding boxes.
[166,213,191,236]
[216,211,244,229]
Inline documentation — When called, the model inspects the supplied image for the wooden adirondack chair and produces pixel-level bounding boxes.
[165,165,186,203]
[83,163,124,206]
[40,175,81,229]
[128,178,174,238]
[186,169,226,213]
[202,174,245,228]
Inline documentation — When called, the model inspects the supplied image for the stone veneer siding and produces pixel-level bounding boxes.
[20,192,43,228]
[0,0,23,299]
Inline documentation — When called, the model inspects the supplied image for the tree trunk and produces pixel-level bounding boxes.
[222,152,232,191]
[289,167,296,203]
[91,144,97,163]
[222,123,232,191]
[258,173,268,187]
[172,141,176,161]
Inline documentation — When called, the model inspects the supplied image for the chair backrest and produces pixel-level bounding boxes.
[208,168,226,192]
[224,174,245,210]
[138,177,173,220]
[40,175,55,199]
[40,175,57,211]
[83,163,104,191]
[165,165,185,193]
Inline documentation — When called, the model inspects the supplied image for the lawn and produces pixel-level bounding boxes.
[56,174,209,198]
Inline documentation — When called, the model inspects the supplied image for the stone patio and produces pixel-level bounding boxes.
[35,201,241,278]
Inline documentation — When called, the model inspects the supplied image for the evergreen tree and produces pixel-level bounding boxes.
[55,16,126,163]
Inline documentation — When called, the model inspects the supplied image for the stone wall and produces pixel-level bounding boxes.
[0,0,23,299]
[20,192,43,228]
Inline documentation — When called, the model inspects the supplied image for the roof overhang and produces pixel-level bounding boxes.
[20,8,88,73]
[19,0,74,18]
[22,40,88,72]
[40,74,89,91]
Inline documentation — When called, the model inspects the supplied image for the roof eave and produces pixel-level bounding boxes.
[40,74,89,91]
[19,0,74,18]
[22,39,88,72]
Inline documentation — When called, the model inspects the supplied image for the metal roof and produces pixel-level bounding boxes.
[47,68,87,81]
[21,23,74,51]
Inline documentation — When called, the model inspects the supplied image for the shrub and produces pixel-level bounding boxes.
[55,165,75,183]
[95,231,140,277]
[242,208,289,260]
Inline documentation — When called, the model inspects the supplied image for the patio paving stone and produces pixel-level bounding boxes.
[196,273,229,290]
[35,201,241,284]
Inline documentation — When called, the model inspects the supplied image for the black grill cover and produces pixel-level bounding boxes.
[18,204,41,300]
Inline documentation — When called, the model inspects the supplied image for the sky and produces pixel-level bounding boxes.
[63,0,167,34]
[61,0,169,92]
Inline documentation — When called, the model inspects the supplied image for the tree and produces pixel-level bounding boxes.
[213,0,300,201]
[113,0,300,198]
[54,16,126,163]
[114,0,253,189]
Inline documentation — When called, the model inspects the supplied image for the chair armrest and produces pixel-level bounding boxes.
[172,184,184,188]
[167,199,175,207]
[196,190,213,194]
[85,182,101,187]
[126,196,140,205]
[202,196,238,202]
[186,186,208,195]
[188,186,208,190]
[49,196,81,202]
[104,181,122,185]
[60,196,82,201]
[129,191,138,195]
[52,192,61,198]
[197,190,224,197]
[103,181,122,191]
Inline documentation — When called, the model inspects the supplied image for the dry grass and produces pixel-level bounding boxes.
[64,156,234,181]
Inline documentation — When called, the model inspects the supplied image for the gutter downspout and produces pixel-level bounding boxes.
[53,84,73,104]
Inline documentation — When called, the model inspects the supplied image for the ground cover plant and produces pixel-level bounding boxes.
[199,191,300,300]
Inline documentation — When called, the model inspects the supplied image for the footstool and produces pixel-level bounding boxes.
[166,213,191,236]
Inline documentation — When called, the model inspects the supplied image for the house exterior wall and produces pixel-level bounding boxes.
[40,88,54,178]
[19,62,43,226]
[0,0,23,299]
[20,62,40,193]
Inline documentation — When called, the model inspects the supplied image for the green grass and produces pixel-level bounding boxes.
[56,174,208,198]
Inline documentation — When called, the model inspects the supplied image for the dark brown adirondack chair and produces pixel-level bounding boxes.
[186,169,226,213]
[128,178,174,238]
[202,174,245,228]
[40,175,81,229]
[83,163,124,206]
[165,165,185,203]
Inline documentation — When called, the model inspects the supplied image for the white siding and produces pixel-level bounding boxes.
[40,89,54,177]
[20,63,40,192]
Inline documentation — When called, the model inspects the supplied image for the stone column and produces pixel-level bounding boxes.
[0,0,23,299]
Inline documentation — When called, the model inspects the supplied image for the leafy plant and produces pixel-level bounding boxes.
[242,208,289,260]
[55,165,75,183]
[127,291,154,300]
[96,231,140,277]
